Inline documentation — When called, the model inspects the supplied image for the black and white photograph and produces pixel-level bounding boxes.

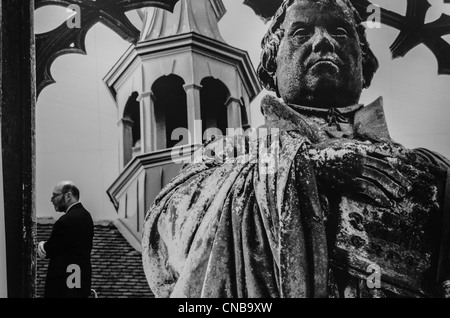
[1,0,450,305]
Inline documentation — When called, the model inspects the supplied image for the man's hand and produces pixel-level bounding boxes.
[308,139,412,207]
[37,241,47,259]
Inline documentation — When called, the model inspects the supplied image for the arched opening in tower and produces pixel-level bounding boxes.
[152,74,188,149]
[200,77,230,141]
[122,91,141,165]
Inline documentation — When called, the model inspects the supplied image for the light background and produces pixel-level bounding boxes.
[34,0,450,220]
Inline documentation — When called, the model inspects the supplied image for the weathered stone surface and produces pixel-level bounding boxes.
[330,147,447,297]
[142,94,449,298]
[142,0,450,298]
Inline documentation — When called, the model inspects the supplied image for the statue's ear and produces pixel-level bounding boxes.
[257,62,277,93]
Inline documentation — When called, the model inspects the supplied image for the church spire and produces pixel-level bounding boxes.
[139,0,226,43]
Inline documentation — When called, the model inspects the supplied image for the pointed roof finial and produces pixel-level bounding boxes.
[139,0,226,43]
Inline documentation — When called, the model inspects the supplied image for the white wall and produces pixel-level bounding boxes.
[35,7,131,220]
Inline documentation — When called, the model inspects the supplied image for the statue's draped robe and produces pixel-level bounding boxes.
[142,95,450,298]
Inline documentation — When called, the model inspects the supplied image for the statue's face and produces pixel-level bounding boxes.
[275,0,364,108]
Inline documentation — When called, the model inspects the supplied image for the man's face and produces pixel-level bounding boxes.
[51,187,67,212]
[275,0,364,108]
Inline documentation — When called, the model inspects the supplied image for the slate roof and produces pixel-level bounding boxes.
[36,218,154,298]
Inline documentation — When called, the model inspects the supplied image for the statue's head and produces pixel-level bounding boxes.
[257,0,379,108]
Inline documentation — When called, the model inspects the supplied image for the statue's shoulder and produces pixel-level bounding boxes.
[413,147,450,171]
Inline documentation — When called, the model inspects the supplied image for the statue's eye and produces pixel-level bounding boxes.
[292,28,311,38]
[332,27,348,38]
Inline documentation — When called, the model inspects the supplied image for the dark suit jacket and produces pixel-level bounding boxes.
[44,202,94,298]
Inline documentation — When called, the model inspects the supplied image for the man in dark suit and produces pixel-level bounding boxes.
[38,181,94,298]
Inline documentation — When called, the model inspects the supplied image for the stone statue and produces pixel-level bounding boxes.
[142,0,450,298]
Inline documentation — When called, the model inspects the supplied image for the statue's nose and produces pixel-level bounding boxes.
[312,28,335,53]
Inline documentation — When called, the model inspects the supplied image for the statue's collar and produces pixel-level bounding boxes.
[287,103,363,133]
[261,95,391,143]
[287,102,363,117]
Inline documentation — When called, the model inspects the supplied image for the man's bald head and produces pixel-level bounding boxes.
[53,180,80,201]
